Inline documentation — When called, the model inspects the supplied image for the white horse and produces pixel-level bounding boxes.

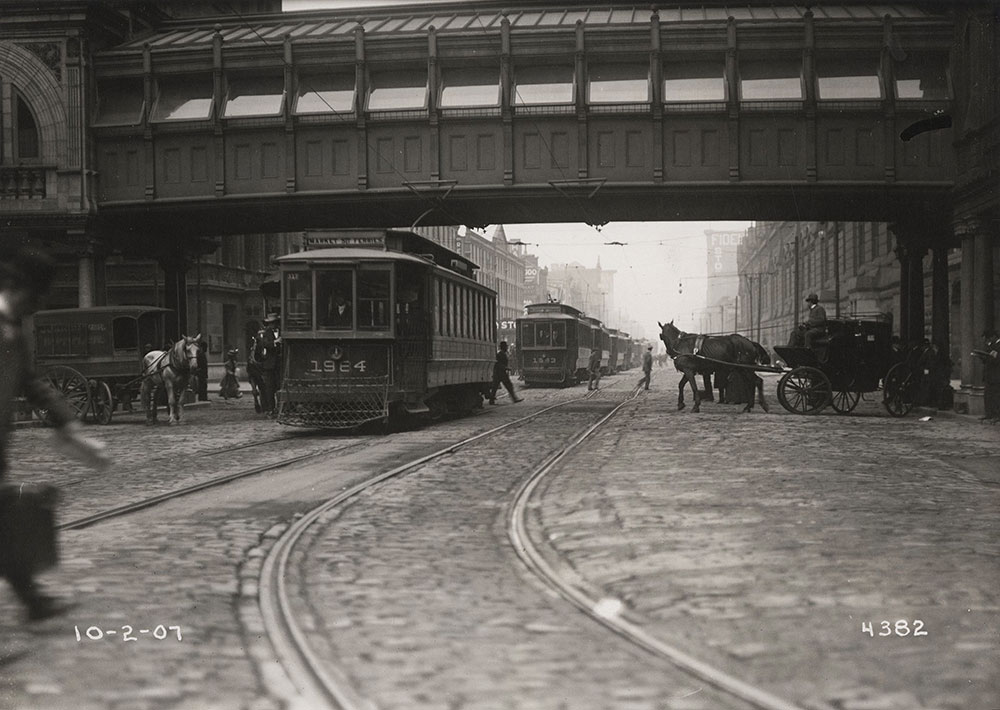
[140,335,201,425]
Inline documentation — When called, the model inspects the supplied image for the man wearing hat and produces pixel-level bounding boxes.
[257,313,282,416]
[798,293,828,349]
[638,345,654,391]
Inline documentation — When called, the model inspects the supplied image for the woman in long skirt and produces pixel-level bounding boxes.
[219,348,243,399]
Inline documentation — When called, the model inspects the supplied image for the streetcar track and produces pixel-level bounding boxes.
[58,438,376,530]
[257,387,610,710]
[508,395,807,710]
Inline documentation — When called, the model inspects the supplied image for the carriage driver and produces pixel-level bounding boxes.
[789,293,828,349]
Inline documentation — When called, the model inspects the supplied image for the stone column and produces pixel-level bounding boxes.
[931,246,950,350]
[971,226,995,415]
[894,239,911,342]
[158,255,190,340]
[956,223,976,413]
[77,251,95,308]
[907,245,927,341]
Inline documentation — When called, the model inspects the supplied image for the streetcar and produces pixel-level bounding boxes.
[30,306,172,424]
[273,229,496,428]
[516,303,590,386]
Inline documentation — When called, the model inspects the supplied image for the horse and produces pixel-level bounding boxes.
[658,320,769,413]
[140,334,201,425]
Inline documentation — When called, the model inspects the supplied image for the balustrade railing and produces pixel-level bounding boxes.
[0,166,47,199]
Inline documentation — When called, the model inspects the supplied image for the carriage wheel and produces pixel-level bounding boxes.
[34,365,90,424]
[883,363,916,418]
[93,380,114,425]
[831,389,861,414]
[777,366,831,415]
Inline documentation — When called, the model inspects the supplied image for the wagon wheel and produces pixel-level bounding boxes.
[92,380,114,425]
[34,365,90,424]
[831,389,861,414]
[777,366,831,415]
[883,362,916,418]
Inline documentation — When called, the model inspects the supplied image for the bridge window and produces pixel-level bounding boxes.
[295,73,355,114]
[894,53,949,99]
[152,76,214,121]
[367,70,427,111]
[440,67,500,108]
[816,57,881,100]
[513,64,574,105]
[739,56,803,100]
[284,271,313,331]
[317,269,354,330]
[663,60,725,102]
[95,80,145,126]
[357,268,390,331]
[225,75,285,118]
[588,63,649,103]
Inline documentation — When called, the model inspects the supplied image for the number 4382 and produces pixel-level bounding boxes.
[862,620,927,637]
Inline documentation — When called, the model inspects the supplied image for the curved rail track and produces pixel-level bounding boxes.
[257,389,606,710]
[258,383,807,710]
[508,404,808,710]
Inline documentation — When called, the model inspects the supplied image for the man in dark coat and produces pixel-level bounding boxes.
[587,347,602,391]
[256,313,282,417]
[638,346,654,390]
[488,341,522,404]
[0,246,108,621]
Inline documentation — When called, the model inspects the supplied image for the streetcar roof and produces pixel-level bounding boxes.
[33,306,172,319]
[517,312,582,321]
[276,248,431,265]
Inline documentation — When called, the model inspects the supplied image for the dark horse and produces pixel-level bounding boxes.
[140,334,201,425]
[658,321,769,413]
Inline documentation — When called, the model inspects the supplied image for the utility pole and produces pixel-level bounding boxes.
[832,222,841,317]
[756,273,763,343]
[793,229,801,327]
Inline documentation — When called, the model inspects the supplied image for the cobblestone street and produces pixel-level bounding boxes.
[0,370,997,710]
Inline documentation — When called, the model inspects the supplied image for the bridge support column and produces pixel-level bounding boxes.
[954,220,996,415]
[894,238,926,345]
[931,245,950,352]
[158,255,190,340]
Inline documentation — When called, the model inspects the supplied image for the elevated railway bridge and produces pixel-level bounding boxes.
[0,1,996,412]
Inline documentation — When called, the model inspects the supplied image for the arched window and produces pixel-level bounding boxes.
[16,96,40,160]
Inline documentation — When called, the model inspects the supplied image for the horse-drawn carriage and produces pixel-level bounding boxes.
[31,306,172,424]
[774,315,910,415]
[660,315,915,417]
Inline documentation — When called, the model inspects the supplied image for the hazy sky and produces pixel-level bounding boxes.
[488,221,750,339]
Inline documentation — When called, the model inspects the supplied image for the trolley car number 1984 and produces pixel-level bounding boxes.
[308,359,368,374]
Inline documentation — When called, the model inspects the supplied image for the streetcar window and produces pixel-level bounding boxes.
[317,269,354,330]
[520,322,534,347]
[535,323,551,346]
[357,268,390,331]
[551,322,566,346]
[284,271,313,331]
